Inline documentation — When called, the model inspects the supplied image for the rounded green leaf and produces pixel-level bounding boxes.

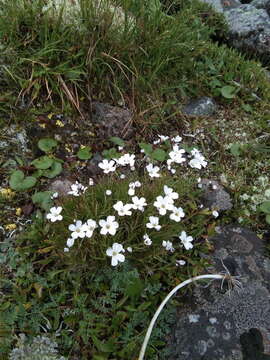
[32,191,54,211]
[260,201,270,214]
[9,170,37,191]
[43,161,62,178]
[32,156,54,170]
[220,85,236,99]
[77,146,92,160]
[109,137,125,147]
[38,138,58,153]
[151,148,166,162]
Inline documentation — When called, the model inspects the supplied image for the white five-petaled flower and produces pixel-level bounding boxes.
[162,240,175,252]
[113,201,132,216]
[99,216,119,235]
[131,196,147,212]
[143,234,152,246]
[189,148,207,169]
[98,159,116,174]
[106,243,125,266]
[68,220,86,239]
[164,185,179,201]
[179,231,193,250]
[116,153,135,168]
[169,206,185,222]
[81,219,97,238]
[46,206,63,222]
[169,145,186,164]
[154,195,174,215]
[146,216,161,231]
[146,163,161,178]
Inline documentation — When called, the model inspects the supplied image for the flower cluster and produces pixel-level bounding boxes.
[46,133,209,267]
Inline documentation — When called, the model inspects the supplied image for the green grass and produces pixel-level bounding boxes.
[0,0,270,120]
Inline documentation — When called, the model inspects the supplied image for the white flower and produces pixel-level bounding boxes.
[127,247,133,253]
[99,216,119,235]
[146,163,161,178]
[116,153,135,168]
[169,145,186,164]
[169,206,185,222]
[113,201,132,216]
[120,174,126,179]
[189,149,207,169]
[46,207,63,222]
[212,210,219,218]
[98,159,116,174]
[64,247,69,252]
[128,181,141,196]
[146,216,161,231]
[179,231,193,250]
[68,220,86,239]
[153,195,174,216]
[66,237,75,248]
[162,240,175,252]
[106,243,125,266]
[176,259,186,266]
[131,196,147,212]
[106,190,112,196]
[171,135,182,143]
[143,234,152,246]
[164,185,179,201]
[81,219,97,238]
[68,181,88,196]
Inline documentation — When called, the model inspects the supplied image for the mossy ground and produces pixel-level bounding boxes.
[0,0,270,359]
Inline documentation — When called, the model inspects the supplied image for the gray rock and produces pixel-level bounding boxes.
[0,125,31,155]
[49,178,73,197]
[200,178,233,211]
[251,0,270,15]
[182,97,218,117]
[224,4,270,56]
[91,102,134,140]
[86,152,103,177]
[199,0,241,13]
[168,226,270,360]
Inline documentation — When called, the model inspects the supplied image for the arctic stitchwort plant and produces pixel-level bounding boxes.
[46,134,210,268]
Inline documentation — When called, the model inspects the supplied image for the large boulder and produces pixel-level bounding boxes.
[167,225,270,359]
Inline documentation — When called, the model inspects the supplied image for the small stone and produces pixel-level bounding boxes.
[49,178,73,197]
[182,97,218,117]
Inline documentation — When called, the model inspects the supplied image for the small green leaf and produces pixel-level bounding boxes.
[109,136,125,147]
[260,201,270,214]
[77,146,92,160]
[139,142,153,156]
[43,161,62,178]
[32,191,54,211]
[9,170,37,191]
[151,148,166,162]
[230,143,242,157]
[38,138,58,153]
[102,148,121,159]
[266,214,270,224]
[92,336,115,353]
[241,103,252,113]
[32,156,53,170]
[220,85,236,99]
